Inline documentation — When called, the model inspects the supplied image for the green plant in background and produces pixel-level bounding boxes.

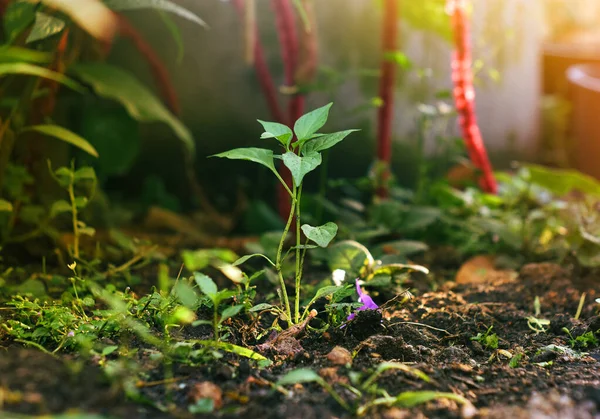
[191,272,245,341]
[213,103,358,326]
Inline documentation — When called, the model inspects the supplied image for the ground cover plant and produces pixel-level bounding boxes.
[1,1,600,419]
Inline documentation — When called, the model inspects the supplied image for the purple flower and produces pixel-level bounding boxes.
[347,279,379,321]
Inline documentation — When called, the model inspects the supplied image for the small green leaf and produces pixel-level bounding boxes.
[233,253,275,267]
[194,273,217,299]
[27,12,65,43]
[188,398,214,414]
[0,63,83,92]
[195,340,270,363]
[394,391,469,408]
[0,199,13,212]
[249,303,273,312]
[301,222,338,247]
[277,368,323,386]
[219,304,244,324]
[293,103,333,141]
[21,125,98,157]
[73,196,88,209]
[0,47,52,64]
[370,263,429,277]
[282,151,321,186]
[103,0,208,28]
[50,200,71,217]
[258,120,293,147]
[173,281,199,309]
[73,167,97,182]
[102,345,119,356]
[79,225,96,236]
[311,285,342,301]
[302,129,359,154]
[212,147,277,175]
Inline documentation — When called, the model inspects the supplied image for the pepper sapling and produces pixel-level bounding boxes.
[211,103,358,326]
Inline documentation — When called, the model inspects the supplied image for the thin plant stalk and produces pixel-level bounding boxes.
[67,167,80,259]
[294,184,303,323]
[275,185,297,325]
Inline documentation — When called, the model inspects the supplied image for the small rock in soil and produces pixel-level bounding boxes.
[188,381,223,409]
[326,346,352,365]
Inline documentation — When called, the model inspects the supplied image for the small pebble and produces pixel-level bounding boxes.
[326,346,352,365]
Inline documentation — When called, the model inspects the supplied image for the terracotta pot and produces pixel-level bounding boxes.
[542,42,600,95]
[566,64,600,179]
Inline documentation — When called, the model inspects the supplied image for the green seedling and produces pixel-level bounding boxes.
[212,103,358,326]
[49,161,97,259]
[191,273,245,340]
[562,327,599,349]
[470,325,499,349]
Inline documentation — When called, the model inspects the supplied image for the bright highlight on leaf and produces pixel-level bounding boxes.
[40,0,118,43]
[21,125,99,158]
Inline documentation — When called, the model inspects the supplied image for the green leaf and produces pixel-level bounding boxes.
[188,398,214,414]
[524,163,600,196]
[211,147,277,175]
[0,47,52,64]
[158,11,184,64]
[370,263,429,278]
[301,222,338,247]
[50,200,71,217]
[27,12,65,43]
[232,253,275,267]
[258,120,293,147]
[219,304,244,324]
[328,240,375,278]
[282,151,321,186]
[277,368,323,386]
[103,0,208,28]
[305,285,342,310]
[79,105,140,176]
[0,199,13,212]
[21,125,98,158]
[194,273,218,299]
[302,129,359,154]
[0,63,83,92]
[102,345,119,356]
[4,2,36,42]
[195,340,271,363]
[293,103,333,141]
[73,167,97,182]
[69,63,194,154]
[73,196,88,209]
[394,391,469,408]
[249,303,273,312]
[173,281,199,309]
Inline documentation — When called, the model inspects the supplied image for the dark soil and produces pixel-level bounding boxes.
[1,262,600,418]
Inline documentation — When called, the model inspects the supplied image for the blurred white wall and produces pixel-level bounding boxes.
[119,0,546,163]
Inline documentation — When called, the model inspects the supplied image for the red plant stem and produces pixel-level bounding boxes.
[115,15,180,115]
[375,0,398,199]
[448,0,497,194]
[271,0,301,219]
[232,0,286,123]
